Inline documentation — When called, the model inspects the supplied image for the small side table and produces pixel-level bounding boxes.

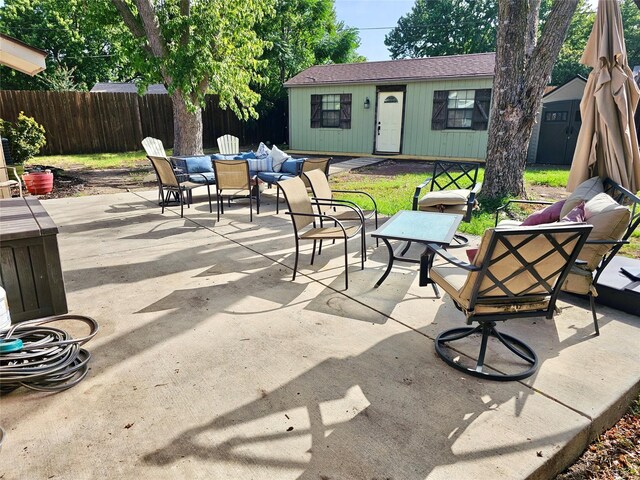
[371,210,463,296]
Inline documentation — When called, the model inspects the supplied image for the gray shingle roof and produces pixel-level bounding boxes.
[90,82,168,94]
[284,52,495,87]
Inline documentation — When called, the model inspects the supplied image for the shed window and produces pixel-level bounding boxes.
[384,96,399,103]
[431,88,492,131]
[311,94,352,129]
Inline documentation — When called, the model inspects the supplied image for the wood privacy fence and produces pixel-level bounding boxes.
[0,90,287,155]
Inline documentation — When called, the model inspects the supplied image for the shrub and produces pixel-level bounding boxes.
[0,112,47,164]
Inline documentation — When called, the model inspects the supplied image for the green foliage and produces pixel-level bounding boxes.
[39,65,85,91]
[621,0,640,70]
[106,0,274,121]
[255,0,363,111]
[0,0,133,91]
[384,0,498,58]
[0,112,47,163]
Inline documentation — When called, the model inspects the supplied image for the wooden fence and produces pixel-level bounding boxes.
[0,90,287,155]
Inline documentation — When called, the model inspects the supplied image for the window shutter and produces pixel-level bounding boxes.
[431,90,448,130]
[310,95,322,128]
[472,89,492,131]
[339,94,352,129]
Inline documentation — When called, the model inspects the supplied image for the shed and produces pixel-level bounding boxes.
[284,53,495,160]
[528,75,587,165]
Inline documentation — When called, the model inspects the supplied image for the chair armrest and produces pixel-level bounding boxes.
[470,182,483,196]
[332,189,378,211]
[584,239,629,246]
[286,211,351,235]
[428,244,481,271]
[412,177,433,210]
[312,198,365,221]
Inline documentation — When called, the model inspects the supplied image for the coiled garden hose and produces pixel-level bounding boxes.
[0,315,99,395]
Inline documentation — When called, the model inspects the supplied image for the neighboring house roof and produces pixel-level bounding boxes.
[90,82,168,94]
[284,52,495,87]
[0,33,47,76]
[544,86,557,95]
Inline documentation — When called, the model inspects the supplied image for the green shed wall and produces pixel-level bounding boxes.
[288,77,493,160]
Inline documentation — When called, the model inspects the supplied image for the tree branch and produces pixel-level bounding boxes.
[111,0,146,40]
[180,0,190,47]
[133,0,167,58]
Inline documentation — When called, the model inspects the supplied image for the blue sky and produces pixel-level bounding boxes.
[335,0,600,63]
[334,0,415,62]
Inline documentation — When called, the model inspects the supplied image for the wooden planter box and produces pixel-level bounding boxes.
[0,197,67,322]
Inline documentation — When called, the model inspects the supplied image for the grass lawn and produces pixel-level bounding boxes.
[330,166,640,259]
[30,150,153,170]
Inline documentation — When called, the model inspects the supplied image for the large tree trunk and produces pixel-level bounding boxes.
[171,90,203,156]
[482,0,578,199]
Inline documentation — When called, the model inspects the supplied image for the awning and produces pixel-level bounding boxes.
[0,33,47,76]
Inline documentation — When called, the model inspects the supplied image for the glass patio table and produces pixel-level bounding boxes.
[371,210,463,296]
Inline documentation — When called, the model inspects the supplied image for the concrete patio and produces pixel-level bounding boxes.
[1,187,639,480]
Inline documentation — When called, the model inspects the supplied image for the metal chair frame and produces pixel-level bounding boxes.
[430,224,592,381]
[276,157,331,214]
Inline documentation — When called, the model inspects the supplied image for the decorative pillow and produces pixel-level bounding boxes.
[256,142,271,159]
[181,156,213,174]
[270,145,290,172]
[560,177,604,218]
[237,151,257,160]
[247,155,272,173]
[211,153,236,160]
[560,201,585,223]
[579,193,631,269]
[282,158,304,175]
[466,248,479,264]
[521,200,566,226]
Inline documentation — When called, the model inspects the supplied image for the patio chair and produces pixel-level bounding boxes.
[277,176,365,290]
[142,137,167,158]
[216,135,239,155]
[275,157,331,214]
[429,223,592,381]
[303,168,378,248]
[212,159,259,222]
[411,160,482,247]
[147,155,212,218]
[0,166,22,197]
[495,178,640,335]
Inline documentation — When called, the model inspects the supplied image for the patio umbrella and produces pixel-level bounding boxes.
[567,0,640,193]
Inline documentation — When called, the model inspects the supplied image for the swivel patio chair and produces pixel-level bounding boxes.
[147,155,212,218]
[212,159,259,222]
[278,176,365,290]
[303,168,378,248]
[429,223,592,381]
[411,160,482,247]
[216,135,240,155]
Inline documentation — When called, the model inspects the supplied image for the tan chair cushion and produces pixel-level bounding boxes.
[418,189,471,207]
[561,264,596,295]
[300,225,360,240]
[560,177,604,218]
[496,219,523,228]
[579,193,631,270]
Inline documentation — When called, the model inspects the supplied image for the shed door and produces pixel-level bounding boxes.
[375,91,404,153]
[536,100,582,165]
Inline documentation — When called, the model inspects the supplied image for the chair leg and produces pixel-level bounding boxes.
[344,237,349,290]
[374,211,379,247]
[206,184,212,213]
[400,241,412,256]
[361,228,366,268]
[311,240,317,265]
[216,190,221,221]
[179,188,185,218]
[590,294,600,336]
[160,188,166,214]
[276,185,280,214]
[292,238,300,281]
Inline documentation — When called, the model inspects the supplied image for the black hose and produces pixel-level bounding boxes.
[0,315,99,394]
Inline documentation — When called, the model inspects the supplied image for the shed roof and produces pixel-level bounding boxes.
[90,82,168,94]
[285,52,495,87]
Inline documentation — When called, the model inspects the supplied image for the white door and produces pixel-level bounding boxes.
[375,91,404,153]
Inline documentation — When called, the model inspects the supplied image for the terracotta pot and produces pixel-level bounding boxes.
[23,172,54,195]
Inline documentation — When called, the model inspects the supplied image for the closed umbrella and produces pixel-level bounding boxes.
[567,0,640,193]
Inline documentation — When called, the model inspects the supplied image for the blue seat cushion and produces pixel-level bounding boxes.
[257,171,295,185]
[188,172,215,184]
[281,158,304,175]
[178,156,213,173]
